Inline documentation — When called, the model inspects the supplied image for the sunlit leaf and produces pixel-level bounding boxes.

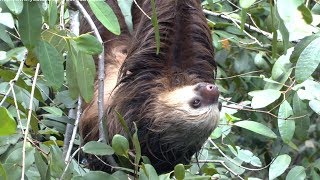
[248,89,281,109]
[174,164,185,180]
[269,154,291,180]
[0,107,16,136]
[295,37,320,82]
[234,120,277,138]
[4,0,23,15]
[72,171,116,180]
[239,0,256,9]
[111,134,129,157]
[286,166,306,180]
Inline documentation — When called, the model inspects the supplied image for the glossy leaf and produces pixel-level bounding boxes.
[234,120,277,138]
[17,2,42,49]
[112,134,129,157]
[88,0,120,35]
[4,0,23,15]
[34,40,64,89]
[309,100,320,115]
[174,164,185,180]
[278,100,295,143]
[0,107,16,136]
[269,154,291,180]
[295,37,320,83]
[286,166,306,180]
[248,89,281,109]
[239,0,256,9]
[82,141,114,156]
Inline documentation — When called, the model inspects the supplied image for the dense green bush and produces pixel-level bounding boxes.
[0,0,319,179]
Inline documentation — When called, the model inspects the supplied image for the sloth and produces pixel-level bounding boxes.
[79,0,220,173]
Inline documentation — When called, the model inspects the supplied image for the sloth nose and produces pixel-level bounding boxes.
[196,82,219,105]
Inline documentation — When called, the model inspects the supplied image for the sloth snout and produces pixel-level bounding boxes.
[196,82,220,105]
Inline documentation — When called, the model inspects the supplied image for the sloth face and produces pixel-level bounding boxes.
[159,82,220,117]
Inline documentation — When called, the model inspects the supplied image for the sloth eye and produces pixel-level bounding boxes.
[191,99,201,108]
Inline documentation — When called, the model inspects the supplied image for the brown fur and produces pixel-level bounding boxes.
[80,0,218,173]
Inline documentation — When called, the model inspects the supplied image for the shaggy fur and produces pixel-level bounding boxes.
[80,0,219,173]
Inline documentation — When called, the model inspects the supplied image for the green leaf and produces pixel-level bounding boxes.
[174,164,185,180]
[88,0,120,35]
[118,0,133,33]
[292,93,309,140]
[275,6,289,54]
[0,25,14,48]
[46,0,58,28]
[76,52,96,102]
[132,123,141,172]
[4,0,23,15]
[34,40,64,89]
[286,166,306,180]
[66,46,80,99]
[112,134,129,157]
[295,37,320,83]
[239,0,256,8]
[233,120,277,138]
[34,150,49,180]
[0,163,7,180]
[248,89,281,109]
[151,0,160,54]
[0,107,17,136]
[72,171,117,180]
[41,29,68,53]
[141,163,159,180]
[0,13,14,28]
[82,141,114,156]
[17,2,42,49]
[269,154,291,180]
[298,4,313,24]
[41,106,63,117]
[309,100,320,115]
[290,34,320,63]
[73,34,103,55]
[278,100,295,143]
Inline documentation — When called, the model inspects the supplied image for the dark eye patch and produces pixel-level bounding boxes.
[191,99,201,108]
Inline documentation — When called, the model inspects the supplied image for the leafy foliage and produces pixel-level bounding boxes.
[0,0,320,179]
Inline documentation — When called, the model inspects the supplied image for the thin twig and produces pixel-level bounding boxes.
[203,9,272,39]
[216,70,263,80]
[64,97,82,163]
[63,7,80,161]
[133,0,151,20]
[71,0,107,143]
[208,139,273,171]
[10,83,23,134]
[21,63,40,180]
[61,148,82,180]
